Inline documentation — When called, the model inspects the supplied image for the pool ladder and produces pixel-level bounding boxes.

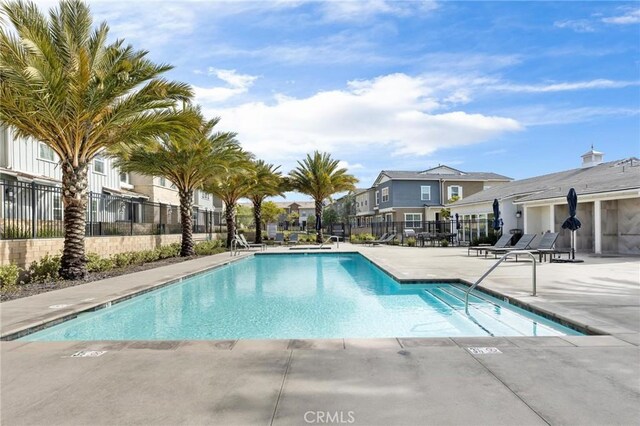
[464,250,537,314]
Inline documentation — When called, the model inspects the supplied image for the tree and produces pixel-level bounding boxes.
[204,152,254,247]
[306,214,316,231]
[288,152,358,243]
[246,160,283,243]
[0,0,193,279]
[115,107,241,257]
[260,201,284,227]
[322,208,339,228]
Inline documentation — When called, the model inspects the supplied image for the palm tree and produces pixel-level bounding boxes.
[115,107,242,257]
[289,152,358,243]
[204,152,255,248]
[247,160,284,243]
[0,0,192,279]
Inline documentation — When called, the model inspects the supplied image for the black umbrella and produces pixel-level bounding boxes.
[561,188,582,261]
[315,213,322,232]
[455,213,461,230]
[492,199,501,231]
[561,188,581,231]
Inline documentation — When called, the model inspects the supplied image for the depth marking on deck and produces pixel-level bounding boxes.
[467,347,502,355]
[48,304,70,309]
[69,351,107,358]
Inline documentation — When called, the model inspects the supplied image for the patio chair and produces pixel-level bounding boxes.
[287,233,299,245]
[366,233,388,246]
[486,233,537,258]
[274,233,285,245]
[238,233,266,251]
[467,234,511,257]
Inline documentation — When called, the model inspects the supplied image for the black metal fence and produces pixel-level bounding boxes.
[0,180,221,240]
[348,219,506,245]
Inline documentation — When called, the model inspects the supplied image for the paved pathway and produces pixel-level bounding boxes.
[2,245,639,425]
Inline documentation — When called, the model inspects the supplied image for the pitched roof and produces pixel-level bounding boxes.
[450,158,640,206]
[379,170,512,181]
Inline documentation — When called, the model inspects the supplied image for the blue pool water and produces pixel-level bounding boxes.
[22,253,581,340]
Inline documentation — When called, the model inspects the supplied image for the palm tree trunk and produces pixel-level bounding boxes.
[179,189,194,256]
[225,202,236,248]
[60,162,89,280]
[253,200,262,243]
[315,199,323,243]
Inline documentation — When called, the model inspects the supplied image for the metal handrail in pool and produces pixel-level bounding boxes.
[464,250,537,314]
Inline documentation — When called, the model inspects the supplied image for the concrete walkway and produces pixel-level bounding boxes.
[1,245,639,425]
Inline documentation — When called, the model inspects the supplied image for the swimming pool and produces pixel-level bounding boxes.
[22,253,581,340]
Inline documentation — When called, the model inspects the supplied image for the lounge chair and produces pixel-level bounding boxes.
[467,234,512,257]
[372,233,396,246]
[530,232,571,262]
[274,233,285,245]
[237,233,266,251]
[486,233,537,258]
[287,233,299,245]
[366,233,388,246]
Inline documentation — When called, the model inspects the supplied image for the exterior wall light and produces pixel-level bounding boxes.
[515,211,522,218]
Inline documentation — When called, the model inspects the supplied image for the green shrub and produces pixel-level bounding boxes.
[407,237,416,247]
[36,227,64,238]
[86,252,115,272]
[157,243,181,259]
[28,254,61,282]
[0,263,22,292]
[195,240,225,256]
[440,239,449,247]
[1,225,31,239]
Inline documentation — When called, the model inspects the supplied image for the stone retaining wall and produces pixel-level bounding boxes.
[0,233,215,268]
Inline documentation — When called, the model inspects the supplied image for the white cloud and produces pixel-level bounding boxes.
[492,79,639,93]
[320,0,438,22]
[192,69,258,104]
[554,19,595,33]
[602,9,640,25]
[202,73,522,164]
[337,160,365,170]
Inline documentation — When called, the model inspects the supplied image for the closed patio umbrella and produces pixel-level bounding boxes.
[561,187,582,261]
[455,213,461,230]
[492,199,501,232]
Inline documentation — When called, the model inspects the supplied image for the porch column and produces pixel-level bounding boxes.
[523,206,529,234]
[594,200,602,254]
[548,204,555,233]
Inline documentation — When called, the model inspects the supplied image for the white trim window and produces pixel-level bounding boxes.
[375,191,379,206]
[93,155,105,175]
[448,185,463,200]
[420,185,431,201]
[159,177,166,186]
[381,187,389,202]
[120,172,130,184]
[53,194,62,220]
[404,213,422,228]
[38,143,56,162]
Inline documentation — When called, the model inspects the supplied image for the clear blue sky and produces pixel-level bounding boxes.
[65,1,640,187]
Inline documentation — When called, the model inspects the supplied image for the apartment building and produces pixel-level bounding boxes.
[354,165,511,228]
[0,126,221,232]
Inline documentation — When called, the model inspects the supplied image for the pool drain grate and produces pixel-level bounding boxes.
[467,347,502,355]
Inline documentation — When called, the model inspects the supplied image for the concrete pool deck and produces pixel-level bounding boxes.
[1,245,639,425]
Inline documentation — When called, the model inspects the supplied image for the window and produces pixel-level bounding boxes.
[201,191,210,200]
[93,156,105,174]
[448,185,462,200]
[120,172,130,184]
[375,191,379,206]
[404,213,422,228]
[38,143,55,162]
[420,186,431,201]
[90,199,98,222]
[159,177,166,186]
[53,195,62,220]
[364,200,367,206]
[381,187,389,202]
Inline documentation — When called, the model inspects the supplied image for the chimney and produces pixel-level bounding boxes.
[581,145,604,168]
